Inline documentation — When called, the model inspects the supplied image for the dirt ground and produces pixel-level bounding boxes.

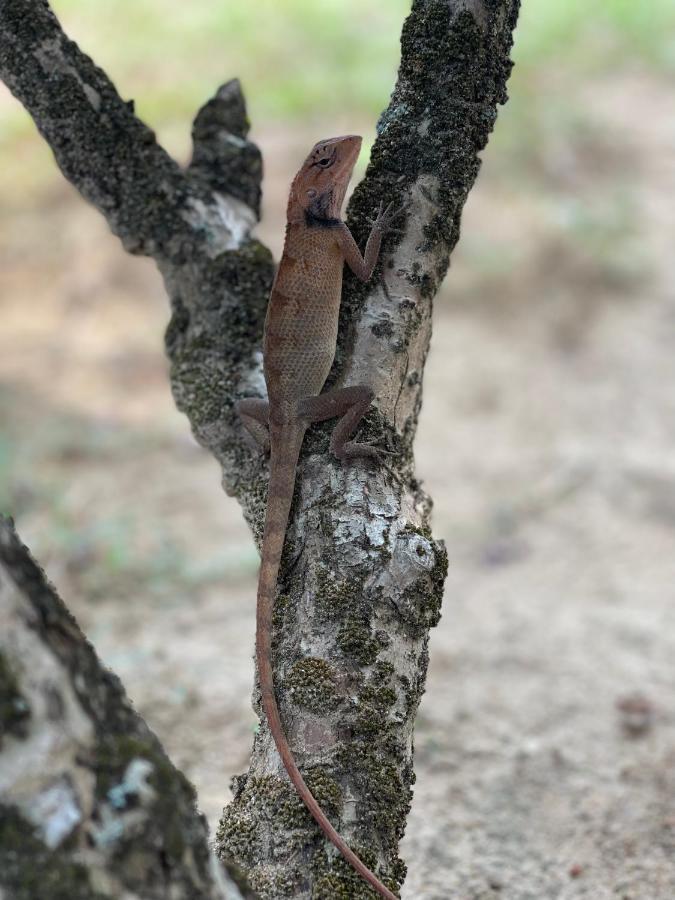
[1,71,675,899]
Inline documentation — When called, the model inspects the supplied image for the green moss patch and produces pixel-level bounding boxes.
[312,844,400,900]
[337,619,381,666]
[285,658,339,713]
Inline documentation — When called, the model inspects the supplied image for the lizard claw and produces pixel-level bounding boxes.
[338,439,397,462]
[372,197,410,234]
[372,444,397,457]
[343,440,404,487]
[365,201,384,228]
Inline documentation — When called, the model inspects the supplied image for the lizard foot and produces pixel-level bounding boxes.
[337,439,396,461]
[339,441,405,487]
[369,197,410,233]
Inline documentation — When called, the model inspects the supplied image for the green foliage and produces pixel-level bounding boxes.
[513,0,675,71]
[50,0,409,123]
[2,0,673,198]
[5,0,673,145]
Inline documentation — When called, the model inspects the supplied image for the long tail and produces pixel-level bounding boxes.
[257,428,398,900]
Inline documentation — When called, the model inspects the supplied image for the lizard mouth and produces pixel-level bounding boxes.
[317,134,361,163]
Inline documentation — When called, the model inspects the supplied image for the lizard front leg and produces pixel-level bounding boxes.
[297,384,380,460]
[336,200,406,282]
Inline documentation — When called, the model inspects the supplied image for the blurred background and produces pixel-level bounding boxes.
[2,2,675,897]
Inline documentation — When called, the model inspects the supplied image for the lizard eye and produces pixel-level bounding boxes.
[317,157,332,168]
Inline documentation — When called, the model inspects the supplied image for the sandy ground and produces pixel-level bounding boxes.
[1,71,675,899]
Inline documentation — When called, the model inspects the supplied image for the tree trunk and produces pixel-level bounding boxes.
[0,517,252,899]
[0,0,520,895]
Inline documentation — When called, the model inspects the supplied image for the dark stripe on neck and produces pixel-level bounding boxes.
[304,209,341,229]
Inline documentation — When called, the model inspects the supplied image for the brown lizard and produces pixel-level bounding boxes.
[236,135,402,899]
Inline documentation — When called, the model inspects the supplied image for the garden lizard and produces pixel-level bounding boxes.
[236,135,402,900]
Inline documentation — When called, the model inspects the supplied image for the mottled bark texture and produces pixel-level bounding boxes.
[0,517,252,900]
[0,0,519,896]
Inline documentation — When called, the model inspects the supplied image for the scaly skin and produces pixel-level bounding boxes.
[237,135,402,900]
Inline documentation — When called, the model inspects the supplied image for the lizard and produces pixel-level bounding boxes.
[236,134,403,900]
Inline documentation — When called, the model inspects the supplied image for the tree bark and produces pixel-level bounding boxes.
[0,0,520,896]
[0,517,252,900]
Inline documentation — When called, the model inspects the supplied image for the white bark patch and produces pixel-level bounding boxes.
[458,0,488,29]
[82,83,102,112]
[348,174,441,429]
[0,573,95,827]
[88,758,156,850]
[339,472,400,547]
[0,547,237,896]
[35,38,79,78]
[182,193,256,256]
[106,758,155,809]
[221,133,247,149]
[210,851,247,900]
[235,349,266,400]
[418,117,431,136]
[26,776,82,848]
[394,527,436,574]
[35,38,101,111]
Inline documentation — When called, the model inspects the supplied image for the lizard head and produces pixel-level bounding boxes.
[287,135,362,225]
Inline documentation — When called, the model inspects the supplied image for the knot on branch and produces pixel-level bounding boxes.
[189,79,263,216]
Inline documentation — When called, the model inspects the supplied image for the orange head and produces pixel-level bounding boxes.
[287,135,362,225]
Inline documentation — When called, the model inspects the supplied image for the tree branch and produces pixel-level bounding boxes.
[188,78,263,216]
[342,0,520,416]
[0,517,253,899]
[0,0,259,261]
[0,0,273,487]
[217,2,521,896]
[1,0,520,896]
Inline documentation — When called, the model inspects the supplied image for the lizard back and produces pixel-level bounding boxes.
[264,222,344,413]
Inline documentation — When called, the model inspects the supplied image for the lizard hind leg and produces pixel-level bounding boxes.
[297,384,379,460]
[235,398,270,453]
